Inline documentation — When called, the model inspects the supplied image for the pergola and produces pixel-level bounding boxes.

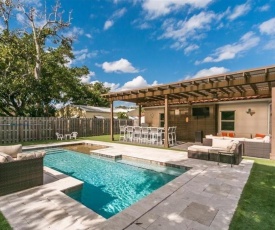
[102,65,275,159]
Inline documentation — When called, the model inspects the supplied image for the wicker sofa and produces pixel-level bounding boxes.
[187,138,243,165]
[205,135,271,159]
[0,144,45,196]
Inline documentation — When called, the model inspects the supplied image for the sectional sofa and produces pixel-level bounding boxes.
[0,144,45,196]
[187,138,243,165]
[205,134,271,159]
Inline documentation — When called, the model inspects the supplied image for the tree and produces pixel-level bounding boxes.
[0,0,108,116]
[117,112,128,119]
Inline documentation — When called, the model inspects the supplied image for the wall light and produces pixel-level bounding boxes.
[246,108,255,116]
[185,116,189,123]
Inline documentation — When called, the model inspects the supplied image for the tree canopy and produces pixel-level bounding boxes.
[0,0,110,116]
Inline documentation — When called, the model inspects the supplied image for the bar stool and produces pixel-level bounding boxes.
[140,127,149,144]
[133,126,142,143]
[126,126,134,142]
[119,125,127,141]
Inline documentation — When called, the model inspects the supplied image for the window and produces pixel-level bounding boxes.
[221,111,235,131]
[160,113,165,127]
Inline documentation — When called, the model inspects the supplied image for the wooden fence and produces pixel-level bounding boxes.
[0,117,133,144]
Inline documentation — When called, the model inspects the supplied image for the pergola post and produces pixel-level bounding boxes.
[271,87,275,160]
[138,105,142,126]
[164,95,169,148]
[110,101,114,141]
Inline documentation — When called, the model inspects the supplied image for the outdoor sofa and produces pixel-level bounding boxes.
[188,138,243,165]
[205,134,271,159]
[0,144,45,196]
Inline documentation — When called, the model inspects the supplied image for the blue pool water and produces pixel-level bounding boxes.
[44,149,185,218]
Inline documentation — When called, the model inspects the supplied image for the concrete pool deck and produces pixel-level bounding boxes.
[0,140,253,230]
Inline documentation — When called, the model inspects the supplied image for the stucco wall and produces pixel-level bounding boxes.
[218,101,270,136]
[144,107,164,127]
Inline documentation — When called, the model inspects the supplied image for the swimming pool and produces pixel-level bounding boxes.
[44,148,185,218]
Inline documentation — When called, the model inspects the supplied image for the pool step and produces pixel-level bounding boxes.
[116,159,185,176]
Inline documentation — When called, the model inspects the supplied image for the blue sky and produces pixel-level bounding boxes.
[11,1,275,96]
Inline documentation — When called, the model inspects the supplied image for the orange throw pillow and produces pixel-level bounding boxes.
[255,133,265,138]
[228,132,235,137]
[221,132,227,137]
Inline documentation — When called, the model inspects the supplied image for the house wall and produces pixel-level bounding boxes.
[144,100,270,142]
[144,105,217,141]
[218,101,270,137]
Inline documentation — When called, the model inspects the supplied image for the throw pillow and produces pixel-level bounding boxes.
[17,152,36,160]
[228,140,239,153]
[0,152,14,163]
[255,133,265,138]
[0,144,22,158]
[221,132,227,137]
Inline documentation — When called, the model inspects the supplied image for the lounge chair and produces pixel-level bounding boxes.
[56,132,63,140]
[70,132,78,139]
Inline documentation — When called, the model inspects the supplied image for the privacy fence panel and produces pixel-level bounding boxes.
[0,117,133,144]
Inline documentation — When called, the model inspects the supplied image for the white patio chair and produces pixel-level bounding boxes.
[140,127,149,144]
[133,126,142,143]
[119,126,127,141]
[126,126,134,142]
[70,132,78,139]
[56,132,63,140]
[149,127,162,145]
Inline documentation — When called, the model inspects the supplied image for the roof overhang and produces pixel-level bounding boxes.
[102,65,275,107]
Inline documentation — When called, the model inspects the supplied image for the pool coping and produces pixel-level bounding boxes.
[1,140,253,230]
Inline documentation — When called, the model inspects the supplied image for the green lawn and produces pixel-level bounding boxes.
[20,134,120,146]
[0,212,11,230]
[230,157,275,229]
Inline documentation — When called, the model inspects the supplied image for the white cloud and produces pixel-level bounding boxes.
[263,40,275,50]
[184,44,199,54]
[104,7,127,30]
[117,76,159,91]
[142,0,214,18]
[62,26,84,39]
[186,67,229,79]
[259,18,275,35]
[198,32,260,63]
[257,4,270,12]
[73,49,98,62]
[101,58,139,73]
[81,71,96,84]
[97,76,159,92]
[161,11,217,50]
[85,33,92,38]
[113,8,127,18]
[104,20,114,30]
[228,2,251,21]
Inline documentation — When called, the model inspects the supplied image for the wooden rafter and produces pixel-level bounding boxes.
[102,66,275,104]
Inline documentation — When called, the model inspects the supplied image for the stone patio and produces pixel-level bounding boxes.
[0,140,253,230]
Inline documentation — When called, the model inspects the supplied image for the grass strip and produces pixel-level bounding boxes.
[230,157,275,229]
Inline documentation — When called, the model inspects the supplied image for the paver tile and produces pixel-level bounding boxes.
[204,183,232,196]
[180,202,218,226]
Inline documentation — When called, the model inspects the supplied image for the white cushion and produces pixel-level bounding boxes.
[0,152,14,163]
[244,138,264,143]
[17,151,45,160]
[0,144,22,158]
[263,136,270,143]
[212,139,233,151]
[228,140,239,153]
[188,145,212,153]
